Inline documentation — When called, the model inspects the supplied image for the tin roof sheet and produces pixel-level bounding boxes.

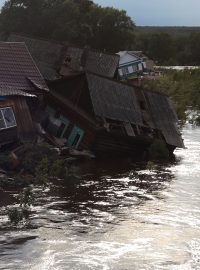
[86,73,143,125]
[144,91,184,148]
[0,42,48,96]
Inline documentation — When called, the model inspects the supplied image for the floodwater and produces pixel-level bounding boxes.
[0,125,200,270]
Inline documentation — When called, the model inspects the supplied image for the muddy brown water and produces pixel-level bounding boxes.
[0,124,200,270]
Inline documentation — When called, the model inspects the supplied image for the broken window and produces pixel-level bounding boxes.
[45,110,70,138]
[67,125,84,149]
[0,107,16,130]
[71,133,81,147]
[57,122,66,138]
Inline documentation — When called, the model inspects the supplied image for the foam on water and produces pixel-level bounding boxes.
[0,126,200,269]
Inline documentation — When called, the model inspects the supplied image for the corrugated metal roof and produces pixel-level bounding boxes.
[116,51,127,57]
[144,91,184,148]
[7,36,119,79]
[117,51,141,59]
[66,47,119,78]
[85,51,119,78]
[0,85,35,97]
[7,34,64,80]
[128,51,143,57]
[0,42,48,96]
[86,73,143,125]
[36,61,59,81]
[66,47,83,63]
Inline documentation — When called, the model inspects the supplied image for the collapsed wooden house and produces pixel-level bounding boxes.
[6,34,120,80]
[4,35,183,158]
[7,33,66,81]
[0,42,48,148]
[44,72,184,157]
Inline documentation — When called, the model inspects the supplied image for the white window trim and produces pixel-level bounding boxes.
[60,116,70,138]
[0,107,17,130]
[118,68,123,76]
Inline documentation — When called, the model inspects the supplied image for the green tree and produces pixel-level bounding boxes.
[189,33,200,64]
[0,0,135,52]
[147,33,175,64]
[89,6,135,52]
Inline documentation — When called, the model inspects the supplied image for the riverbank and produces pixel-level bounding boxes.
[0,136,174,191]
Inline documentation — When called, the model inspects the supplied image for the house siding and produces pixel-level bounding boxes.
[0,96,36,145]
[45,94,96,150]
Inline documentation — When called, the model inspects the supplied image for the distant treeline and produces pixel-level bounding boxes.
[134,26,200,65]
[0,1,200,65]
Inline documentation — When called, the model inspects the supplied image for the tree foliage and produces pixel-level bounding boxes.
[143,69,200,120]
[0,0,135,52]
[135,29,200,65]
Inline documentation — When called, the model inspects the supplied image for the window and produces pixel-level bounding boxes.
[132,65,138,72]
[59,115,70,138]
[0,107,16,130]
[57,123,66,138]
[128,66,133,73]
[45,107,70,138]
[121,67,129,75]
[142,62,147,69]
[138,63,143,71]
[71,134,81,147]
[67,125,84,149]
[118,69,123,76]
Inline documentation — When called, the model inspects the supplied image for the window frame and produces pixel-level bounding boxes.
[121,66,129,75]
[67,125,84,149]
[0,106,17,130]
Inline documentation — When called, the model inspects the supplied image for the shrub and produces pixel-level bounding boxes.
[34,157,49,185]
[148,139,170,161]
[8,208,24,225]
[19,143,59,174]
[18,186,34,207]
[49,159,66,179]
[8,186,34,225]
[146,161,156,170]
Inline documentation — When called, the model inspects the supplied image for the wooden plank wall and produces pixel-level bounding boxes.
[0,97,36,143]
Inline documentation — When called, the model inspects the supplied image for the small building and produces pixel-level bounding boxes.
[116,51,155,81]
[44,72,183,157]
[130,51,155,73]
[0,42,49,148]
